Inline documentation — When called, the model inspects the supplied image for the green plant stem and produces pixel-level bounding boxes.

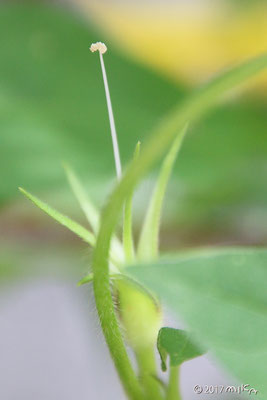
[136,346,163,400]
[92,54,267,400]
[92,246,145,400]
[166,366,181,400]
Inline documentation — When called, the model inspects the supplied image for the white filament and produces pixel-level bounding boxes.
[90,42,122,180]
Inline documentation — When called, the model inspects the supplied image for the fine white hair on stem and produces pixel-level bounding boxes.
[90,42,122,180]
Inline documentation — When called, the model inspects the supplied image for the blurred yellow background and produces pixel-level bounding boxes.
[82,0,267,87]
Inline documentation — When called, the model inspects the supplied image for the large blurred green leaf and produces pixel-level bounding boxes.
[128,248,267,398]
[0,3,266,238]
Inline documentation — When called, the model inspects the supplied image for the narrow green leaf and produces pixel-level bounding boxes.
[138,125,187,261]
[77,271,118,286]
[77,272,94,286]
[123,142,140,263]
[63,163,99,233]
[128,248,267,398]
[63,164,124,264]
[19,187,123,268]
[19,187,96,246]
[157,327,204,371]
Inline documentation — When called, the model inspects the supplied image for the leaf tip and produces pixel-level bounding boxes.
[18,187,27,196]
[77,273,94,286]
[134,141,141,159]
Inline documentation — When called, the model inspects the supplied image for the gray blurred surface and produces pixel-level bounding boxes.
[0,280,124,400]
[0,280,242,399]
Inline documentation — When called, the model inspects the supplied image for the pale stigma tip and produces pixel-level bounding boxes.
[90,42,107,54]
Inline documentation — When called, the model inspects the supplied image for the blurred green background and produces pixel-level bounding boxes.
[1,1,266,275]
[0,1,266,399]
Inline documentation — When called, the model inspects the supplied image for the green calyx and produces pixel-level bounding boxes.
[115,278,162,351]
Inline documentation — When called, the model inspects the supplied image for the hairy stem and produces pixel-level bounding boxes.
[92,257,145,399]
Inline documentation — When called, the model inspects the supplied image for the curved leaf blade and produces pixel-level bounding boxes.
[157,327,205,371]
